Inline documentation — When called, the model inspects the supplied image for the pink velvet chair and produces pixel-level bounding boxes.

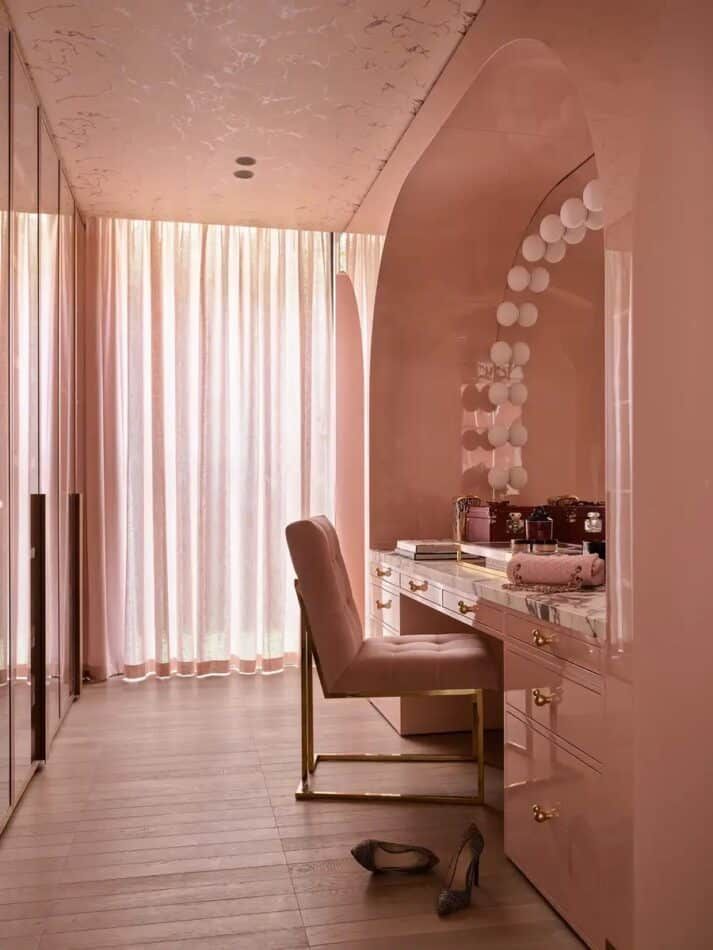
[285,516,499,805]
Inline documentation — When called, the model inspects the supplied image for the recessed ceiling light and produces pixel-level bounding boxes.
[234,170,254,179]
[236,156,256,166]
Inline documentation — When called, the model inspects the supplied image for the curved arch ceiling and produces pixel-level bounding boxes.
[4,0,483,229]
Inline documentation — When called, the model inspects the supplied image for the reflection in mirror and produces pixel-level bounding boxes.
[59,171,75,716]
[0,18,10,812]
[39,118,60,742]
[10,41,38,799]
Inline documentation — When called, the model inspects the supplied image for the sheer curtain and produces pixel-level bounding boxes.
[84,218,333,680]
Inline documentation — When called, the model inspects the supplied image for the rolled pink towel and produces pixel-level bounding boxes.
[506,553,605,588]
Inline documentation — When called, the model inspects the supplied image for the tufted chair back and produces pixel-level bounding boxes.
[285,516,363,693]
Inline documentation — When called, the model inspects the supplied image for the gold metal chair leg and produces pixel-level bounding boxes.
[296,684,486,806]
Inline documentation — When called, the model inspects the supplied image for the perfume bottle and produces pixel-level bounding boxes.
[525,506,554,542]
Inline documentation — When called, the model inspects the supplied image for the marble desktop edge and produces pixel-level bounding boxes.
[372,550,607,642]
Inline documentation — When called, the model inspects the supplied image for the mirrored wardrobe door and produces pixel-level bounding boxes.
[0,23,11,819]
[10,38,39,798]
[58,170,74,717]
[39,117,59,744]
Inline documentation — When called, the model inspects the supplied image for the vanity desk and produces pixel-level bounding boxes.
[369,548,606,949]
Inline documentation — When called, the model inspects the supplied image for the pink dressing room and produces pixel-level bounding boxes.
[0,1,710,948]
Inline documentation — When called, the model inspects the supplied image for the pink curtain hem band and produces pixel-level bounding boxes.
[117,653,299,681]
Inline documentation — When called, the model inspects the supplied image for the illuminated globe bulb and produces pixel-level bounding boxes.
[488,381,509,406]
[518,302,538,327]
[544,240,566,263]
[509,466,528,490]
[490,341,512,366]
[512,341,530,366]
[488,467,509,490]
[487,424,509,447]
[529,266,550,293]
[509,422,528,447]
[496,301,519,327]
[521,234,546,262]
[560,196,587,229]
[507,265,530,292]
[564,224,587,245]
[583,178,603,212]
[540,214,565,243]
[509,382,528,405]
[586,209,604,230]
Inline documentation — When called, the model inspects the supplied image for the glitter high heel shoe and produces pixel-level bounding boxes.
[436,823,485,916]
[351,839,439,874]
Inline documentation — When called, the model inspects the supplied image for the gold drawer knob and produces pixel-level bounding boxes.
[409,580,428,592]
[376,599,392,610]
[532,688,554,707]
[532,804,558,823]
[458,600,477,615]
[532,629,555,648]
[376,566,392,578]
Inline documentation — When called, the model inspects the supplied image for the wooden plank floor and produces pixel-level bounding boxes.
[0,673,583,949]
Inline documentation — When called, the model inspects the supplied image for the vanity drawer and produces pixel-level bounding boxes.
[442,590,504,634]
[369,561,400,591]
[505,645,602,761]
[369,583,400,632]
[400,572,443,608]
[506,613,600,674]
[505,711,602,948]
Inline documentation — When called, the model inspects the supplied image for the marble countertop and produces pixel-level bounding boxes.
[374,550,606,642]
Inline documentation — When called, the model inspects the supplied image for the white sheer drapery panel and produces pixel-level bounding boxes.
[337,232,384,357]
[85,218,333,680]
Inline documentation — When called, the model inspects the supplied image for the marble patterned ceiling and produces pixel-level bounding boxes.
[5,0,482,230]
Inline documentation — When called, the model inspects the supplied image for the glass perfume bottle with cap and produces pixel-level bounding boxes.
[526,506,554,542]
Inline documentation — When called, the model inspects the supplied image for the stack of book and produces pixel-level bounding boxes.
[395,540,480,561]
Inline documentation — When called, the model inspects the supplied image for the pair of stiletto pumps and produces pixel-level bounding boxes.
[351,823,485,917]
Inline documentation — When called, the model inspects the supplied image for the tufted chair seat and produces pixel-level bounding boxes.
[334,633,499,696]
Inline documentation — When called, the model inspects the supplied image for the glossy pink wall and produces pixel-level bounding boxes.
[370,40,602,550]
[335,273,365,622]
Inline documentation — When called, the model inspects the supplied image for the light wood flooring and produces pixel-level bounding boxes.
[0,672,583,949]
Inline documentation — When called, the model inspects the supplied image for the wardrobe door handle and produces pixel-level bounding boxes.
[532,688,554,707]
[532,804,558,823]
[532,629,555,648]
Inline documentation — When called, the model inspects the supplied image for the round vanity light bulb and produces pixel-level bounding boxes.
[563,224,587,245]
[488,381,510,406]
[512,341,531,366]
[507,265,530,292]
[509,466,528,490]
[529,266,550,293]
[509,422,528,447]
[509,382,528,405]
[583,178,603,212]
[586,209,604,231]
[540,214,565,244]
[521,234,546,262]
[490,341,512,366]
[496,301,519,327]
[518,301,538,327]
[544,240,566,264]
[560,196,587,229]
[487,467,509,490]
[487,424,509,448]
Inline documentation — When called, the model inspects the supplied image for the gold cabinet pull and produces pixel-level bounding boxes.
[375,599,392,610]
[532,629,555,648]
[532,688,554,707]
[458,600,477,615]
[376,566,392,578]
[532,804,558,823]
[409,580,428,592]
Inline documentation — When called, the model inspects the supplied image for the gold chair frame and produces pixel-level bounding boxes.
[295,583,485,806]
